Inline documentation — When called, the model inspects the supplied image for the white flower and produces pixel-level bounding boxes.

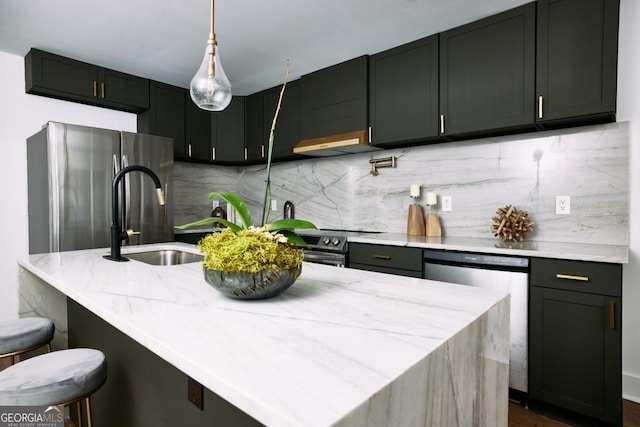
[274,234,289,244]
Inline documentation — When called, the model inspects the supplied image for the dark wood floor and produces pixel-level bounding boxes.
[509,400,640,427]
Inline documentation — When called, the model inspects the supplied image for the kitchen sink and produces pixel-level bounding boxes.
[125,249,203,266]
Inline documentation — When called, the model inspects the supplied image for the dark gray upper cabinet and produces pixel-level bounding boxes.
[300,56,369,140]
[142,87,246,165]
[369,35,439,147]
[25,48,149,113]
[138,81,186,160]
[29,0,622,161]
[98,68,149,112]
[439,3,536,137]
[263,80,302,161]
[529,258,622,426]
[211,96,246,163]
[185,91,212,163]
[536,0,619,127]
[245,93,265,162]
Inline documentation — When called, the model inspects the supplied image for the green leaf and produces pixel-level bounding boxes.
[269,219,317,232]
[209,192,252,229]
[210,218,243,233]
[174,217,242,233]
[277,230,308,247]
[174,217,217,229]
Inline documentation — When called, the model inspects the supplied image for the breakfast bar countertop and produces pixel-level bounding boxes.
[18,242,510,427]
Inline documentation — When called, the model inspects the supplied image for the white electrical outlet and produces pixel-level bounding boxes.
[271,200,278,211]
[442,196,452,212]
[556,195,570,214]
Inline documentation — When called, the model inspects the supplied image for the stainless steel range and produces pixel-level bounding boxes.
[297,230,348,267]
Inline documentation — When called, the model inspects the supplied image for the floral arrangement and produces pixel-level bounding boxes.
[177,191,315,273]
[176,64,316,275]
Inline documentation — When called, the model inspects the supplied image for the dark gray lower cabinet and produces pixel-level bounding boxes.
[529,258,622,426]
[67,299,262,427]
[348,243,422,278]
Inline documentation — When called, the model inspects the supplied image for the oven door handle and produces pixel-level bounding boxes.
[303,250,346,267]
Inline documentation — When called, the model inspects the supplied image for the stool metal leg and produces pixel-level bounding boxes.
[85,397,92,427]
[76,401,82,427]
[1,340,52,368]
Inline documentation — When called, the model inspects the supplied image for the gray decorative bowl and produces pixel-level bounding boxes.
[203,265,302,299]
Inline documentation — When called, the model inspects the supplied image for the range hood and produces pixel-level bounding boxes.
[293,129,381,157]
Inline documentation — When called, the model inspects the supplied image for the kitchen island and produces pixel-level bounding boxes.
[18,243,509,427]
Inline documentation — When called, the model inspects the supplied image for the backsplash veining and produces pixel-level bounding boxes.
[174,122,629,246]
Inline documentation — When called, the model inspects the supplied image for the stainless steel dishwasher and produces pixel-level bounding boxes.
[423,249,529,400]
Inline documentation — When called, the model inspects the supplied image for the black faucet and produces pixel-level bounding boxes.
[104,165,165,262]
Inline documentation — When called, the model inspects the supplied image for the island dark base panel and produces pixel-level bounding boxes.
[67,298,263,427]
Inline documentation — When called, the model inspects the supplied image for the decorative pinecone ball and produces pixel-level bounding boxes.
[491,205,534,242]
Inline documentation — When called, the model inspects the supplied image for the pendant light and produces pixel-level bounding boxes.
[190,0,232,111]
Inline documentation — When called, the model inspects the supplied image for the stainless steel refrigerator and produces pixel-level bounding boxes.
[27,121,173,254]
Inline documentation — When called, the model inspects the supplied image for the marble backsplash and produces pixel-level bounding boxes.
[174,122,630,246]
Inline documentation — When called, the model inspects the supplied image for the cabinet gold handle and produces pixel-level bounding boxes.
[372,254,391,260]
[368,126,372,143]
[188,144,192,158]
[440,114,445,134]
[244,147,248,161]
[556,273,589,282]
[261,144,265,158]
[101,82,105,99]
[538,96,543,119]
[609,301,615,329]
[93,80,97,97]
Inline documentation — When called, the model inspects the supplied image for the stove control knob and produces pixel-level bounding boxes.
[322,237,331,245]
[332,238,341,246]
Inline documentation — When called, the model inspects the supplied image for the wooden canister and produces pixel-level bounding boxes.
[407,204,426,236]
[426,213,442,237]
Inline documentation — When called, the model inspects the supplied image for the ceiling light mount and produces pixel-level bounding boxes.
[190,0,232,111]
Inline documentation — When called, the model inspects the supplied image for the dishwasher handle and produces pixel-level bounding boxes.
[423,249,529,269]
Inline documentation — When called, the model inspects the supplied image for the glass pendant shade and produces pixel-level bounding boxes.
[190,42,232,111]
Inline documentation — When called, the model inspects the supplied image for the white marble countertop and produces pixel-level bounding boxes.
[346,233,629,264]
[18,243,509,427]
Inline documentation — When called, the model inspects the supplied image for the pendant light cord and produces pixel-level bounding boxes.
[207,0,216,77]
[209,0,216,45]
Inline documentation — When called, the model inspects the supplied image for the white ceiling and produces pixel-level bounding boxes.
[0,0,531,96]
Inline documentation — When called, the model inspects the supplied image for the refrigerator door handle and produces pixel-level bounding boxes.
[112,154,120,175]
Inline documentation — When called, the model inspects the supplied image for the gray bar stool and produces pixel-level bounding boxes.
[0,317,55,366]
[0,348,107,427]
